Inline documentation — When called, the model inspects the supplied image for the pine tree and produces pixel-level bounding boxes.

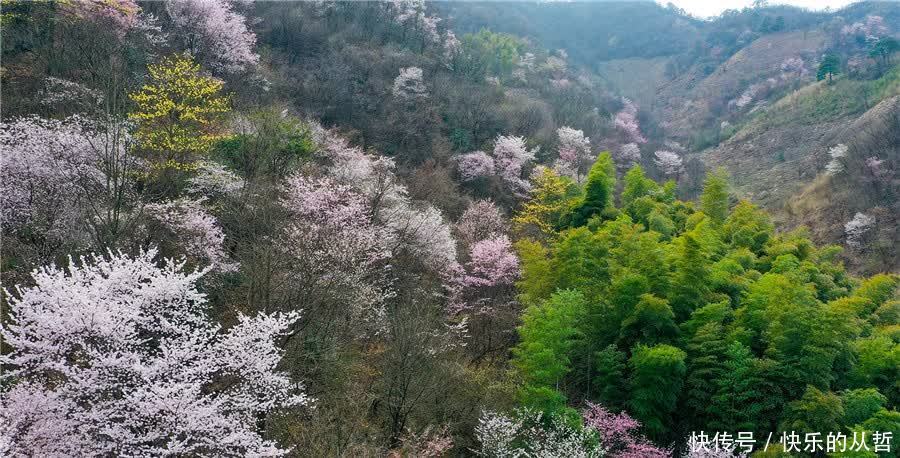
[817,53,841,83]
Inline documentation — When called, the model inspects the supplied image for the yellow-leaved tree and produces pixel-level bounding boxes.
[129,53,229,171]
[512,167,579,241]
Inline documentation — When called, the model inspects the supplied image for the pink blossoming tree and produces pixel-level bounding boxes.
[554,126,594,184]
[0,249,309,456]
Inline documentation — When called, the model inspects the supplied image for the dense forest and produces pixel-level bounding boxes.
[0,0,898,456]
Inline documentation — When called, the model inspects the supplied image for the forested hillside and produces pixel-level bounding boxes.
[1,1,898,456]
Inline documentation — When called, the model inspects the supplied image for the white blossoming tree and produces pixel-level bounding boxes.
[392,66,429,99]
[825,144,849,176]
[845,212,876,250]
[553,126,594,184]
[0,249,309,456]
[165,0,259,74]
[654,150,684,177]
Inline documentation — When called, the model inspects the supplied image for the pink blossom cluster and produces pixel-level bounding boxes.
[582,403,670,458]
[281,174,394,322]
[841,15,888,38]
[0,116,101,246]
[461,236,520,289]
[165,0,259,73]
[315,124,459,273]
[615,98,647,144]
[449,201,518,315]
[780,57,808,79]
[145,198,238,273]
[456,200,507,245]
[554,126,594,183]
[865,156,891,183]
[0,249,309,456]
[386,0,442,43]
[493,134,537,196]
[456,151,496,182]
[60,0,141,32]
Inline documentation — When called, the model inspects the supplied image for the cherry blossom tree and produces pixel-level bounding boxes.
[582,403,670,458]
[825,144,849,176]
[654,150,684,177]
[145,198,238,273]
[554,126,594,184]
[392,66,429,99]
[615,98,647,144]
[616,143,642,169]
[165,0,259,73]
[0,116,102,255]
[845,212,876,250]
[456,200,507,246]
[385,0,442,44]
[0,249,309,456]
[865,156,891,184]
[60,0,141,32]
[443,30,461,68]
[280,174,393,324]
[456,151,496,182]
[475,409,601,457]
[449,220,519,360]
[314,124,459,275]
[493,134,537,196]
[187,161,245,198]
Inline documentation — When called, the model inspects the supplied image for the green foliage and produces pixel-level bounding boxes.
[129,53,229,170]
[868,37,899,68]
[567,152,616,228]
[781,386,844,434]
[618,294,678,349]
[668,233,712,321]
[512,289,587,413]
[621,165,659,209]
[722,200,772,253]
[817,53,841,83]
[853,274,899,311]
[700,168,729,226]
[593,345,627,410]
[458,29,524,79]
[841,388,888,427]
[627,344,686,441]
[214,109,314,180]
[510,167,892,443]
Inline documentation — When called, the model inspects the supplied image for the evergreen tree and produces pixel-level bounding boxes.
[627,344,687,441]
[683,321,729,431]
[512,289,587,413]
[709,341,765,433]
[568,152,616,227]
[817,53,841,83]
[618,294,679,350]
[621,165,659,209]
[593,345,628,410]
[668,233,711,321]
